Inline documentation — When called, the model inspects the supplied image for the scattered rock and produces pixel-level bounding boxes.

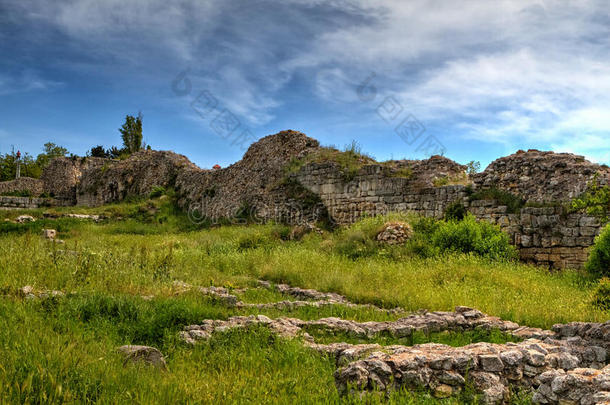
[289,223,323,240]
[19,285,64,300]
[180,305,610,403]
[42,229,57,239]
[117,345,167,370]
[64,213,103,222]
[15,215,35,223]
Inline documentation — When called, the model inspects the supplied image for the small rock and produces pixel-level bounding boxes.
[479,354,504,372]
[433,384,454,398]
[117,345,167,370]
[42,229,57,240]
[15,215,35,223]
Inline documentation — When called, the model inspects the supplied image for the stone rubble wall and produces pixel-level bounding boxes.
[174,130,322,223]
[179,299,610,404]
[41,157,108,204]
[473,149,610,203]
[0,177,44,196]
[76,150,198,206]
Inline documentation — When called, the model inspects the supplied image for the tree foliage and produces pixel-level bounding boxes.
[0,143,69,181]
[119,113,143,154]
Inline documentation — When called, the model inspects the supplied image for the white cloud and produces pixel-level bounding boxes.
[3,0,610,161]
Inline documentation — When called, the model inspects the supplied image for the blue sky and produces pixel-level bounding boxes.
[1,0,609,169]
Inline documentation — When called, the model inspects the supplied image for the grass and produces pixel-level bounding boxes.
[0,200,604,403]
[284,141,375,181]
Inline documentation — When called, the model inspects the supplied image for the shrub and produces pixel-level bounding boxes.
[431,215,517,261]
[570,176,610,223]
[592,278,610,310]
[444,201,466,222]
[585,224,610,278]
[331,213,516,262]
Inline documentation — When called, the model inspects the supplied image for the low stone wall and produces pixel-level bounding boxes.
[0,177,44,196]
[0,196,62,209]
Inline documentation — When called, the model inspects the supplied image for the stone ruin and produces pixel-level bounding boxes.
[0,130,608,269]
[180,281,610,404]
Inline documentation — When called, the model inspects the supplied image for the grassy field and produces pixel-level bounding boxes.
[0,197,606,403]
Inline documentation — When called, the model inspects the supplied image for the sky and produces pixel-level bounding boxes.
[1,0,609,170]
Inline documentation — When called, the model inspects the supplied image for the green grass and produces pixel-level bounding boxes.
[0,202,603,403]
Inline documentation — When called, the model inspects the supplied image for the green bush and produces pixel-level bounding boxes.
[592,278,610,310]
[431,215,517,261]
[585,225,610,278]
[444,201,466,221]
[570,177,610,223]
[331,213,516,262]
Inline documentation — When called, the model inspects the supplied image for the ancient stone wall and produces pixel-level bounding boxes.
[0,177,44,196]
[293,161,603,269]
[76,150,197,206]
[31,130,608,269]
[473,149,610,203]
[174,130,321,222]
[0,196,68,209]
[41,157,107,204]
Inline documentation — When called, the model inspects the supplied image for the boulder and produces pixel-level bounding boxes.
[117,345,167,370]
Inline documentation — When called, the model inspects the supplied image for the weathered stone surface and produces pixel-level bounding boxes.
[472,149,610,203]
[117,345,167,370]
[533,366,610,405]
[0,177,44,196]
[179,303,610,403]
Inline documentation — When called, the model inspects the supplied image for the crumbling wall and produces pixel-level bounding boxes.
[33,130,607,269]
[294,157,467,224]
[473,149,610,203]
[0,177,44,196]
[175,130,321,222]
[41,157,107,204]
[76,151,198,206]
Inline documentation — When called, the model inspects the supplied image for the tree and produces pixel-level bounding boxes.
[90,145,109,158]
[43,142,68,159]
[108,146,126,159]
[466,160,481,176]
[119,112,143,154]
[35,142,69,169]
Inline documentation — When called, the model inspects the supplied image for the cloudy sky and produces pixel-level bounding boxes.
[1,0,609,169]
